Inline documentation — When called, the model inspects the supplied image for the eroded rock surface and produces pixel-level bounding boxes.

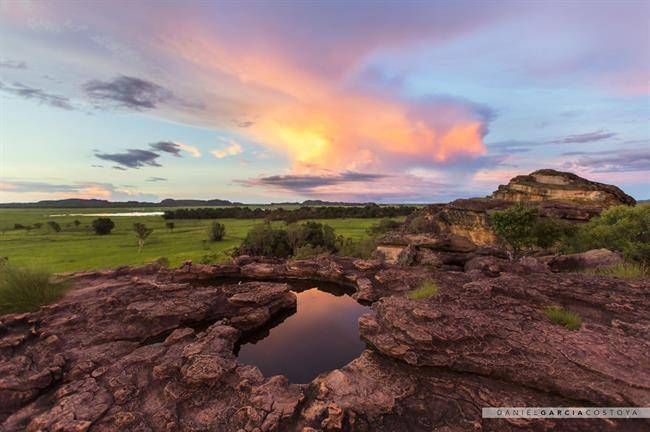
[492,169,636,207]
[384,169,636,252]
[1,257,648,431]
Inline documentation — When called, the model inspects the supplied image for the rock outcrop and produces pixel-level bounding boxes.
[1,257,648,431]
[492,169,636,206]
[379,169,636,254]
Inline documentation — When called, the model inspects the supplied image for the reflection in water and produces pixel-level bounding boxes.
[235,285,370,383]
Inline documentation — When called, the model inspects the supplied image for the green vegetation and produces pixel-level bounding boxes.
[0,264,70,314]
[238,220,382,259]
[587,262,648,279]
[407,215,432,233]
[408,280,439,300]
[368,218,401,235]
[165,222,175,232]
[208,221,226,241]
[133,223,154,252]
[163,204,416,221]
[489,204,574,255]
[92,217,115,235]
[47,221,61,233]
[545,306,582,330]
[0,208,392,272]
[334,237,378,259]
[564,205,649,265]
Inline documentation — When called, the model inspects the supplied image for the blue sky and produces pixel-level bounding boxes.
[1,1,648,203]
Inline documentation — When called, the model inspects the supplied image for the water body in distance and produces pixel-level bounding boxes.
[235,283,370,383]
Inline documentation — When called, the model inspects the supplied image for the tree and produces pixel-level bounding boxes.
[208,221,226,241]
[566,204,650,265]
[91,218,115,235]
[407,215,431,233]
[165,222,175,232]
[46,221,61,233]
[489,204,538,256]
[368,218,400,235]
[238,223,291,257]
[133,223,153,252]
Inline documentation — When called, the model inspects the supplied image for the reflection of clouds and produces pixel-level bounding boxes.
[237,287,369,382]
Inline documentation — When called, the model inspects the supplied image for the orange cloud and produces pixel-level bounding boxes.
[158,28,489,173]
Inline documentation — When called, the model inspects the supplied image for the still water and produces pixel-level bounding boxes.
[235,283,370,383]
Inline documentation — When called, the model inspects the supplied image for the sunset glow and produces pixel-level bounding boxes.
[1,1,648,202]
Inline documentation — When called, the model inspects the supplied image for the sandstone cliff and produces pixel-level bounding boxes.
[492,169,636,206]
[378,169,636,256]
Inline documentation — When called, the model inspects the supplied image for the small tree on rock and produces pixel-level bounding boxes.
[489,204,537,256]
[92,218,115,235]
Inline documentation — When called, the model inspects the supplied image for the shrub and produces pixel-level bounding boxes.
[46,221,61,233]
[293,245,331,259]
[73,219,81,227]
[564,205,650,265]
[489,204,538,255]
[14,223,27,230]
[165,222,175,232]
[92,218,115,235]
[530,218,575,249]
[208,221,226,241]
[408,280,439,300]
[0,265,70,314]
[334,236,378,259]
[133,223,154,252]
[545,306,582,330]
[589,262,648,279]
[239,223,291,257]
[154,257,170,268]
[407,215,431,233]
[33,223,43,229]
[287,221,337,252]
[368,218,401,235]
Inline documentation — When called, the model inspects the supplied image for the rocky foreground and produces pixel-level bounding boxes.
[1,256,649,431]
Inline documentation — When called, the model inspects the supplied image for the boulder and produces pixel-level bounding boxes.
[546,248,624,272]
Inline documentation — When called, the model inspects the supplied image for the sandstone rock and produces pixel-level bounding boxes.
[492,169,636,206]
[546,248,624,272]
[360,272,650,409]
[1,257,648,431]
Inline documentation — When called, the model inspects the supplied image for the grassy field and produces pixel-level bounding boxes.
[0,208,391,273]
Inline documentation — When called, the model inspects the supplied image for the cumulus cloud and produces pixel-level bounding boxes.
[564,148,650,173]
[211,140,243,158]
[548,129,617,144]
[82,75,172,110]
[149,141,201,158]
[0,81,73,110]
[95,149,161,169]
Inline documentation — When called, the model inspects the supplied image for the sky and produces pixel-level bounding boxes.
[0,0,648,203]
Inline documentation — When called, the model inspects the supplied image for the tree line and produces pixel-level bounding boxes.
[162,205,417,221]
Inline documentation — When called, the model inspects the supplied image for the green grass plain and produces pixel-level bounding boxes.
[0,208,393,273]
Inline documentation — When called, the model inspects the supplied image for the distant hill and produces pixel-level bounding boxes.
[0,198,242,208]
[0,198,376,208]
